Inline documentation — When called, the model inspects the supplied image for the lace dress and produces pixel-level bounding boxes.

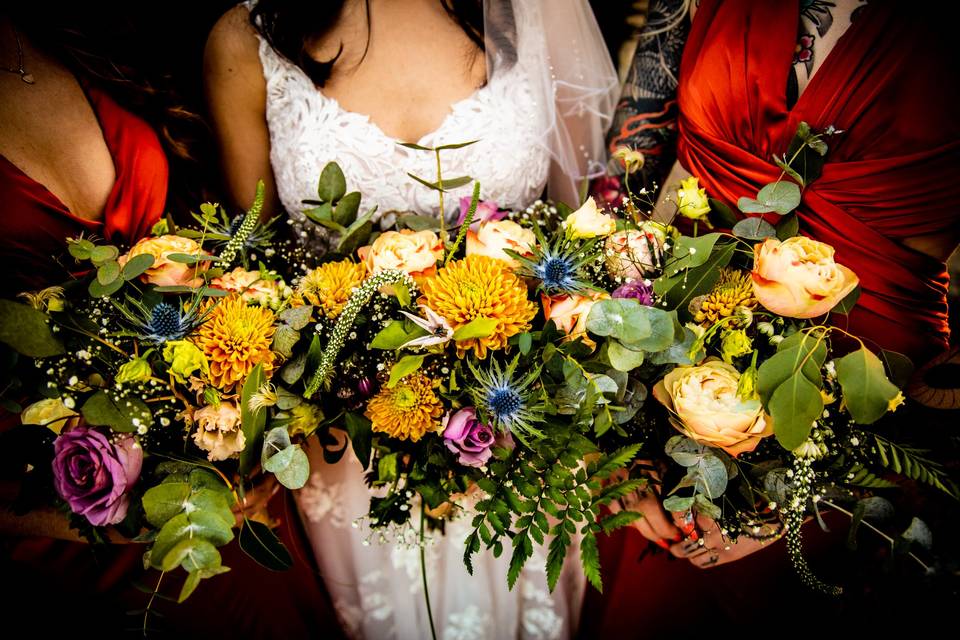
[244,3,585,638]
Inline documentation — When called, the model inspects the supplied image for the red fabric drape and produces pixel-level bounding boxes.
[583,1,959,634]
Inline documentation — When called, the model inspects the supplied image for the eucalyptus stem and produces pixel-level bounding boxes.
[820,499,931,573]
[420,504,438,640]
[435,150,445,238]
[142,569,165,638]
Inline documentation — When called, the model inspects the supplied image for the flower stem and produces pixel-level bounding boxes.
[420,503,438,640]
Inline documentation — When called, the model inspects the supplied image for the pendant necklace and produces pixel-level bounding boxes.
[2,25,35,84]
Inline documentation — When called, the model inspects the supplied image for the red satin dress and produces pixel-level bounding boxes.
[580,1,959,634]
[0,86,342,637]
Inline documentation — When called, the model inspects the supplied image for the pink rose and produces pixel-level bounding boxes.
[443,407,513,468]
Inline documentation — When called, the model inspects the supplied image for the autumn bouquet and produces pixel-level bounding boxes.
[0,184,323,605]
[608,124,957,594]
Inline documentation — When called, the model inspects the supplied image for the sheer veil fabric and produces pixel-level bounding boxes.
[245,0,618,638]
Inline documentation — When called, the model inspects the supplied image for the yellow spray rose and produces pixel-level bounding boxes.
[115,354,154,384]
[163,340,209,384]
[21,399,77,434]
[751,237,859,319]
[118,235,209,288]
[653,360,773,457]
[612,146,645,174]
[675,177,711,223]
[563,197,616,239]
[466,219,536,266]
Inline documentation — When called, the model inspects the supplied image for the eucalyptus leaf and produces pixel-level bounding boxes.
[732,217,777,241]
[662,495,695,512]
[280,352,308,385]
[239,518,293,571]
[0,300,64,357]
[665,435,707,467]
[333,191,362,226]
[88,276,124,298]
[397,215,442,231]
[90,245,120,265]
[161,538,222,573]
[708,198,738,228]
[279,305,313,330]
[272,324,300,359]
[81,390,152,433]
[775,212,800,240]
[606,340,645,372]
[142,482,191,527]
[693,454,728,499]
[835,347,900,424]
[901,517,933,550]
[769,372,822,450]
[97,261,121,285]
[317,162,347,202]
[275,386,302,410]
[336,211,375,255]
[121,253,155,280]
[274,446,309,489]
[434,140,480,150]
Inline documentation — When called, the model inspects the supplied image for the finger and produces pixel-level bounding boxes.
[668,538,705,558]
[637,495,682,541]
[635,518,662,544]
[691,551,721,569]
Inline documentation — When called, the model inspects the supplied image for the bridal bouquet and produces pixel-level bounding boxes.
[0,185,316,602]
[284,152,692,593]
[607,124,957,593]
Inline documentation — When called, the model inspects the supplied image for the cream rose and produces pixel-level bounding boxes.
[751,237,859,319]
[210,267,284,307]
[119,235,208,288]
[192,402,246,462]
[541,291,609,349]
[21,398,78,434]
[604,223,665,281]
[653,360,773,457]
[563,197,616,239]
[357,229,443,278]
[466,219,536,266]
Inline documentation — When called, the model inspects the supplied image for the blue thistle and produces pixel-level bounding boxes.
[468,355,544,444]
[506,223,601,296]
[113,294,210,344]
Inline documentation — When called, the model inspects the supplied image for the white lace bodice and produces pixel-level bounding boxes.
[246,2,550,247]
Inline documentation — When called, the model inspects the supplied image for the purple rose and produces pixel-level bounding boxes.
[442,407,511,468]
[612,280,655,306]
[52,426,143,526]
[458,197,505,232]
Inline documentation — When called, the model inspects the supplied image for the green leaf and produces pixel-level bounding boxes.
[121,253,155,280]
[90,245,120,265]
[693,454,729,499]
[738,181,801,215]
[654,243,736,315]
[239,518,293,571]
[452,317,498,341]
[773,154,806,187]
[166,252,214,265]
[178,572,202,603]
[835,347,900,424]
[274,447,309,489]
[397,215,442,231]
[142,482,191,527]
[518,332,533,355]
[344,412,373,470]
[606,340,645,372]
[272,324,299,359]
[378,452,399,483]
[775,212,800,240]
[587,299,676,351]
[545,533,568,592]
[708,198,738,228]
[81,390,152,433]
[336,210,376,256]
[434,140,480,150]
[665,435,708,467]
[333,191,361,226]
[397,141,434,151]
[0,300,64,357]
[579,531,602,593]
[831,285,861,315]
[97,261,121,285]
[879,350,914,389]
[732,217,777,241]
[303,203,338,228]
[662,495,695,512]
[370,321,426,349]
[88,276,124,298]
[769,373,823,450]
[507,533,533,590]
[261,426,294,471]
[407,173,473,192]
[151,511,234,570]
[279,305,313,330]
[317,162,347,202]
[599,510,643,535]
[591,444,640,480]
[68,237,95,260]
[387,355,425,388]
[668,233,721,273]
[161,538,222,572]
[757,333,826,407]
[239,364,267,475]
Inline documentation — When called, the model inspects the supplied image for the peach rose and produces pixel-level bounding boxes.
[119,235,208,288]
[751,237,859,319]
[542,291,609,349]
[210,267,284,307]
[357,229,443,279]
[653,360,773,457]
[466,219,536,266]
[191,401,245,462]
[563,197,616,239]
[604,223,666,281]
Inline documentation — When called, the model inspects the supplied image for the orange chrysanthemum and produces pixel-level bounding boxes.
[364,373,444,442]
[193,295,276,390]
[292,260,366,319]
[420,255,536,359]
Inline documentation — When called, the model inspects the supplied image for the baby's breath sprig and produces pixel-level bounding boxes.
[784,455,843,596]
[303,269,415,399]
[219,180,265,267]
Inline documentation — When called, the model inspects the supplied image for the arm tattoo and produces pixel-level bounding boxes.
[607,0,690,194]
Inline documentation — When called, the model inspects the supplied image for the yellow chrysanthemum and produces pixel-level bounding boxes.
[365,373,444,442]
[194,295,276,390]
[693,268,757,327]
[292,260,366,319]
[420,254,536,359]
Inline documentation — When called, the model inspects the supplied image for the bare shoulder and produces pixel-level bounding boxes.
[205,4,262,77]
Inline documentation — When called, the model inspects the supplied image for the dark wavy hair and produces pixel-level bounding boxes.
[249,0,493,87]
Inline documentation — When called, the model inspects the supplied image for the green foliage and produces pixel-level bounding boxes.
[239,363,267,475]
[261,426,310,490]
[586,299,675,353]
[0,299,65,357]
[81,390,152,434]
[737,181,801,215]
[387,355,425,388]
[835,347,900,424]
[866,433,958,498]
[239,517,293,571]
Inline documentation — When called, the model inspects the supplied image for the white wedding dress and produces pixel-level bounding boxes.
[244,1,617,638]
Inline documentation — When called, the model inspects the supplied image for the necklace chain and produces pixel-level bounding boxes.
[2,24,35,84]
